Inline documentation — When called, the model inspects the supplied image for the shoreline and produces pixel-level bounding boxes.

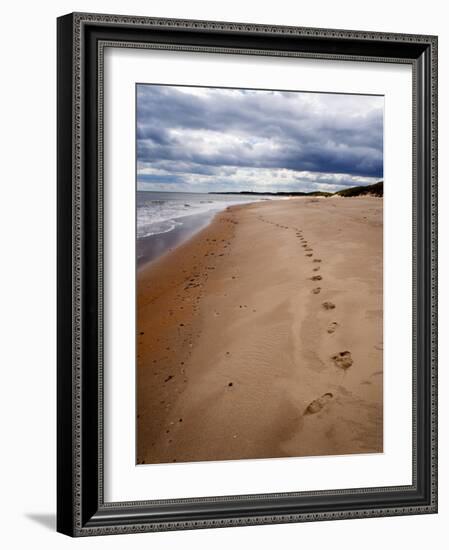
[137,210,218,269]
[137,196,383,464]
[137,195,276,268]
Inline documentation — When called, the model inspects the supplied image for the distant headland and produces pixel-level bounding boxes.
[209,181,383,198]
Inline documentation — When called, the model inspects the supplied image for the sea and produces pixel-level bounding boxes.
[137,191,271,267]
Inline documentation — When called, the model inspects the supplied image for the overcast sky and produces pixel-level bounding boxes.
[136,84,383,194]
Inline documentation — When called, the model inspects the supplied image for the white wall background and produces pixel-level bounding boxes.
[0,1,446,548]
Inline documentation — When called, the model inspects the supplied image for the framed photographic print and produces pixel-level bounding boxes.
[57,12,438,536]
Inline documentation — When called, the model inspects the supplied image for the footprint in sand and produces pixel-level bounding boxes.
[313,259,322,263]
[306,253,313,257]
[322,301,335,310]
[302,244,308,248]
[312,287,321,294]
[311,275,322,281]
[327,322,338,334]
[332,351,353,370]
[305,247,313,252]
[304,392,333,415]
[313,267,320,272]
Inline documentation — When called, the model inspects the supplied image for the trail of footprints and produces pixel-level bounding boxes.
[257,214,353,416]
[294,223,354,414]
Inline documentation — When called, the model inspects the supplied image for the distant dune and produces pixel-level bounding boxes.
[334,181,383,198]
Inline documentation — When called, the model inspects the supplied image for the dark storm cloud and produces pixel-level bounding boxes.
[136,85,383,192]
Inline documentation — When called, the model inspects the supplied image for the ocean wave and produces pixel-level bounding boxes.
[137,199,227,240]
[137,218,182,239]
[137,194,268,240]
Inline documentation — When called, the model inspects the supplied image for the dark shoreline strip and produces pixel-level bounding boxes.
[137,210,219,269]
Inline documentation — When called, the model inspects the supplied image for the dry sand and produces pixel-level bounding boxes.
[136,196,383,464]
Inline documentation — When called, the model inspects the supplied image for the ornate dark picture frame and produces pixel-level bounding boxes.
[57,12,438,537]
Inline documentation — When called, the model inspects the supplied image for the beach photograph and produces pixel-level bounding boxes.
[136,84,384,465]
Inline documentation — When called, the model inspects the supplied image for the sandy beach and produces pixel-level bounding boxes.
[136,196,383,464]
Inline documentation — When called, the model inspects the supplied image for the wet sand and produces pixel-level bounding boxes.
[136,196,383,464]
[137,210,218,268]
